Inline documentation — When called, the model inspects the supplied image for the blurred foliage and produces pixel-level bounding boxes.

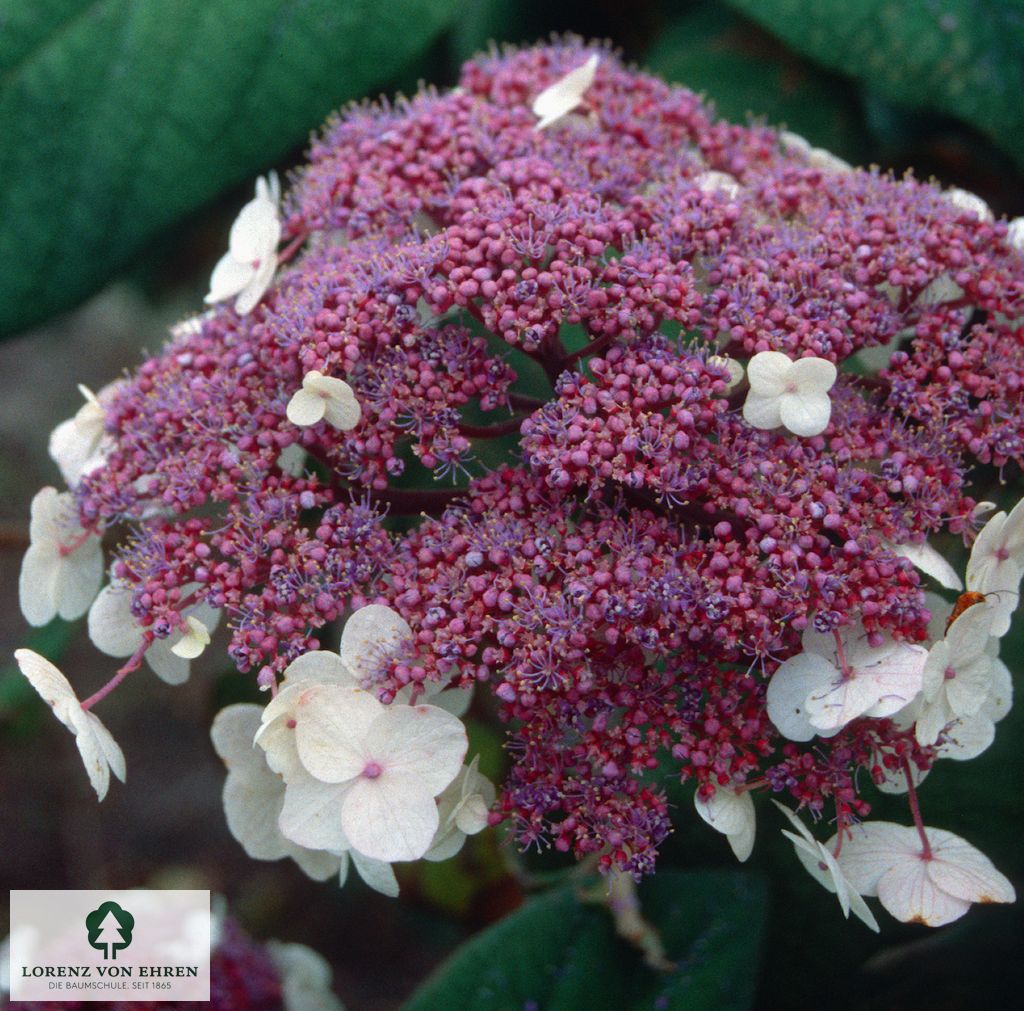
[724,0,1024,171]
[0,0,461,336]
[404,870,767,1011]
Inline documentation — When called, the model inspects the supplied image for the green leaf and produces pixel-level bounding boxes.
[721,0,1024,169]
[403,869,767,1011]
[646,3,867,158]
[0,0,461,337]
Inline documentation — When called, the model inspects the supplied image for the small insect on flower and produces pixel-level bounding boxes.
[945,591,989,634]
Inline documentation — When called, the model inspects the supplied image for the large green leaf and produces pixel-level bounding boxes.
[646,4,867,159]
[722,0,1024,169]
[403,869,767,1011]
[0,0,461,336]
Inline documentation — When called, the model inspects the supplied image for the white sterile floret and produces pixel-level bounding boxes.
[170,615,212,659]
[915,602,998,747]
[48,383,120,487]
[205,173,281,315]
[19,487,103,626]
[766,625,927,740]
[965,498,1024,636]
[890,540,963,591]
[708,354,745,391]
[339,603,411,681]
[532,54,599,130]
[265,940,346,1011]
[88,582,221,685]
[835,821,1014,927]
[424,756,495,861]
[695,171,740,199]
[778,131,851,172]
[772,802,878,931]
[934,654,1013,761]
[14,649,125,801]
[694,786,756,862]
[944,186,994,222]
[211,704,342,882]
[742,351,837,438]
[280,686,468,863]
[1007,217,1024,252]
[286,371,361,431]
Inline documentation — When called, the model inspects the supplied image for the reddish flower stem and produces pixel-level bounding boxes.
[902,756,933,859]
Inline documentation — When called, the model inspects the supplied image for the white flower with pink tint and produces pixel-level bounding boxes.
[836,822,1014,927]
[966,498,1024,636]
[286,372,361,431]
[742,351,837,437]
[19,487,103,626]
[205,173,281,315]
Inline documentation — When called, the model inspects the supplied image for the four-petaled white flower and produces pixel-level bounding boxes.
[890,539,963,591]
[773,801,878,931]
[205,173,281,315]
[532,54,599,130]
[965,498,1024,636]
[915,602,998,747]
[278,685,467,862]
[19,487,103,627]
[14,649,125,800]
[88,582,221,685]
[766,624,927,741]
[286,371,361,431]
[424,756,495,861]
[48,383,120,488]
[694,786,756,862]
[944,187,993,222]
[742,351,837,438]
[835,821,1014,927]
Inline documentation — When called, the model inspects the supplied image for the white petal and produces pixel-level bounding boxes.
[877,859,971,926]
[282,650,357,688]
[286,388,327,427]
[727,819,756,863]
[229,195,281,264]
[982,658,1013,722]
[278,772,352,852]
[169,615,211,659]
[779,390,832,438]
[88,584,143,657]
[55,537,103,621]
[1007,217,1024,251]
[834,821,919,896]
[366,704,467,795]
[266,941,345,1011]
[746,351,793,397]
[205,251,253,304]
[892,541,963,591]
[694,787,755,838]
[146,638,191,685]
[351,851,400,897]
[341,774,439,862]
[290,846,343,883]
[210,704,265,772]
[944,187,993,222]
[294,686,384,782]
[938,713,995,760]
[766,652,839,741]
[323,388,361,431]
[339,604,412,682]
[234,253,277,315]
[789,356,837,394]
[19,542,62,626]
[742,392,783,431]
[532,54,599,130]
[925,830,1016,906]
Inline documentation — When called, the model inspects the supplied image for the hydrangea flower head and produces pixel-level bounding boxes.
[13,38,1024,927]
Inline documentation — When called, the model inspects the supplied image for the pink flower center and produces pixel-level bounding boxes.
[362,761,383,780]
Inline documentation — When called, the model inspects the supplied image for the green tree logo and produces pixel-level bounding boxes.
[85,901,135,960]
